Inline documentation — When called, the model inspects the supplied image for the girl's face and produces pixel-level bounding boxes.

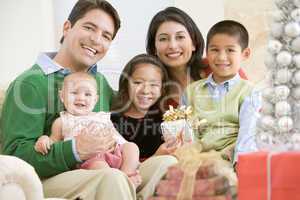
[128,63,163,114]
[155,21,195,70]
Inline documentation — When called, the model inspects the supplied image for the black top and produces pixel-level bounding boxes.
[111,110,164,159]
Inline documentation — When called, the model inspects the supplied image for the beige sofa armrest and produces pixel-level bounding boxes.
[0,155,44,200]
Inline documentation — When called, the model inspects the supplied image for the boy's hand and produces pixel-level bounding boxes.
[34,135,53,155]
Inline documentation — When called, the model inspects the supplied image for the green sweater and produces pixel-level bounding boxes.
[0,64,113,178]
[186,78,253,151]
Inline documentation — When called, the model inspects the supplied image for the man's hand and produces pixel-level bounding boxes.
[34,135,53,155]
[75,123,116,161]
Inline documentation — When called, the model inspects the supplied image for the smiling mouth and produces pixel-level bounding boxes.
[74,103,86,108]
[215,64,230,68]
[137,96,153,104]
[166,52,182,58]
[82,45,98,55]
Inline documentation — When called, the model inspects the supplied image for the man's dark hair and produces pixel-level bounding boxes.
[60,0,121,43]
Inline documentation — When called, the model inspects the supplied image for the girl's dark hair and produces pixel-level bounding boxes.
[146,7,205,81]
[112,54,169,113]
[60,0,121,43]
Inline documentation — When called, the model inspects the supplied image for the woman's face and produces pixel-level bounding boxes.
[155,21,195,70]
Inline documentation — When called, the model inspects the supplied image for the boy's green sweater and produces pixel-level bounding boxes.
[186,78,253,151]
[0,65,113,178]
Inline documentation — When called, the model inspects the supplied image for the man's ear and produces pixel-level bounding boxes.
[95,94,99,103]
[242,47,251,60]
[59,90,64,103]
[62,20,72,39]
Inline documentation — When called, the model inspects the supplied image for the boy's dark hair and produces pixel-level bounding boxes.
[206,20,249,51]
[112,54,169,113]
[146,7,205,81]
[60,0,121,43]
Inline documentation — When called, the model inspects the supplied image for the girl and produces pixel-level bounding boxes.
[111,54,179,160]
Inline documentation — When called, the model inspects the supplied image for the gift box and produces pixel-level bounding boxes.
[148,148,237,200]
[161,106,198,143]
[237,151,300,200]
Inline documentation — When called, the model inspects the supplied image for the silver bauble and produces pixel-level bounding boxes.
[276,51,292,66]
[261,100,274,115]
[274,85,290,101]
[273,10,286,22]
[271,22,284,38]
[292,37,300,52]
[265,52,277,68]
[278,116,293,133]
[293,70,300,84]
[275,101,291,117]
[294,0,300,8]
[285,22,300,38]
[268,40,283,54]
[293,54,300,68]
[292,86,300,99]
[276,68,292,84]
[291,8,300,21]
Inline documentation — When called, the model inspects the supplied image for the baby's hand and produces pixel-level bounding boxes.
[34,135,53,155]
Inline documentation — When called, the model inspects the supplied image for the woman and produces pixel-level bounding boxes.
[146,7,247,108]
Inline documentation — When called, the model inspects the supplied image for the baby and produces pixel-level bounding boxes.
[34,72,141,187]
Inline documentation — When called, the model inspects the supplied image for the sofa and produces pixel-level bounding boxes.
[0,86,65,200]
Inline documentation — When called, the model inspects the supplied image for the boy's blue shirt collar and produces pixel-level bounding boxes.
[36,52,98,76]
[204,73,241,89]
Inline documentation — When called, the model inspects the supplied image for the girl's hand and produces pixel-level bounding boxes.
[34,135,53,155]
[155,140,179,156]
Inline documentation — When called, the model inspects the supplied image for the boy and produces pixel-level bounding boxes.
[182,20,261,162]
[0,0,177,199]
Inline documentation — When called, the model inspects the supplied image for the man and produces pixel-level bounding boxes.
[0,1,177,199]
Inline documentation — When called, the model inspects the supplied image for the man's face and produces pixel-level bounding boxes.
[61,9,115,71]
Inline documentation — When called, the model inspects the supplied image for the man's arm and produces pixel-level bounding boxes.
[1,80,78,178]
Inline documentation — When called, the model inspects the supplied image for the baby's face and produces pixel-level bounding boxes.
[61,79,98,116]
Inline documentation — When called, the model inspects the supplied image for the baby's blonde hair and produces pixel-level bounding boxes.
[62,72,97,92]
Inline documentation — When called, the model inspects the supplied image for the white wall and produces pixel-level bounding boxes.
[0,0,55,87]
[0,0,263,89]
[98,0,174,89]
[175,0,224,45]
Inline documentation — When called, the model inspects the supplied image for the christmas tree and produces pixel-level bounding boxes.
[257,0,300,150]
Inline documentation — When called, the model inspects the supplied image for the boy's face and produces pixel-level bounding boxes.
[61,9,115,71]
[206,33,250,83]
[60,79,98,116]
